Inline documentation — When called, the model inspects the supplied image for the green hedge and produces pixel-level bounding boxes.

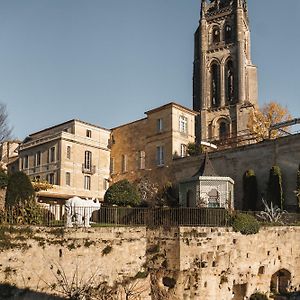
[232,213,260,235]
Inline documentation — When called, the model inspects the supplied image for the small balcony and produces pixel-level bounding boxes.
[82,164,96,175]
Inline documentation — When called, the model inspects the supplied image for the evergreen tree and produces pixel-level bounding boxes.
[242,169,258,211]
[267,166,283,209]
[296,164,300,207]
[6,171,35,206]
[0,169,8,189]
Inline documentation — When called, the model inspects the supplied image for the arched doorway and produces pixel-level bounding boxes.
[270,269,291,294]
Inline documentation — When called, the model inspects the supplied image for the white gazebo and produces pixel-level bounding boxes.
[179,153,234,210]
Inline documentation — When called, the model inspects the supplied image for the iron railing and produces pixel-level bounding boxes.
[0,206,230,227]
[93,207,229,227]
[0,206,299,228]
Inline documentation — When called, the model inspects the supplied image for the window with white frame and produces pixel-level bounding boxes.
[121,154,127,173]
[180,144,187,157]
[157,118,163,133]
[24,155,29,169]
[35,151,41,166]
[66,146,71,159]
[138,150,145,169]
[66,172,71,186]
[104,178,109,190]
[179,116,188,134]
[110,157,115,174]
[84,151,92,170]
[84,175,91,190]
[49,147,56,163]
[47,173,55,185]
[156,146,164,166]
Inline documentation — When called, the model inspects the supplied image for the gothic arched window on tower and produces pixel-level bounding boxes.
[212,26,220,44]
[219,121,230,140]
[225,60,235,104]
[211,63,220,108]
[224,24,232,43]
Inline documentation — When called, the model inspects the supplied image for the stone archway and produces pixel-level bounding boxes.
[211,116,232,141]
[270,269,291,294]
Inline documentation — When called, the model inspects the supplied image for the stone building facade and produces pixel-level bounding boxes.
[17,119,111,203]
[0,140,20,172]
[110,102,197,184]
[193,0,258,144]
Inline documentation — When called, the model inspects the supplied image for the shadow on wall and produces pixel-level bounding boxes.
[0,283,65,300]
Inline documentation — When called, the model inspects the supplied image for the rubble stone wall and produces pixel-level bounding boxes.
[0,226,299,299]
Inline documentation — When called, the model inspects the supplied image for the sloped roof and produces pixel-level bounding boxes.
[192,152,218,177]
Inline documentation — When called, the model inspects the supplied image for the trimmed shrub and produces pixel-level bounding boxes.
[243,169,258,211]
[267,166,283,209]
[5,172,35,206]
[249,292,268,300]
[232,213,260,235]
[104,179,141,207]
[187,143,203,156]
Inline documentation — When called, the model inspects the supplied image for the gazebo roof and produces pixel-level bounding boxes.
[192,152,217,177]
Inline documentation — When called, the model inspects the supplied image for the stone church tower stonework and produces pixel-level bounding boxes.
[193,0,258,144]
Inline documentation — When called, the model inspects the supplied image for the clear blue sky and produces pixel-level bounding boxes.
[0,0,299,139]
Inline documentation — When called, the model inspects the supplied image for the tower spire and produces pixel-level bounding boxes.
[201,0,207,18]
[193,0,258,145]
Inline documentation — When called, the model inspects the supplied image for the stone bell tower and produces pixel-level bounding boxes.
[193,0,258,144]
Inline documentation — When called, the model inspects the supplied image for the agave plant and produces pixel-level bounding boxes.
[257,198,287,224]
[294,190,300,209]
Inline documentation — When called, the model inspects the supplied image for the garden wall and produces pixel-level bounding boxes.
[173,133,300,210]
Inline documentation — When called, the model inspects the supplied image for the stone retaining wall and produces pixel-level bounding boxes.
[0,226,299,299]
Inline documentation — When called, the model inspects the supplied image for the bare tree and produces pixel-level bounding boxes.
[0,103,12,142]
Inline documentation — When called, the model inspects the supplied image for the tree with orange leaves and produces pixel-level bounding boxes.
[248,101,292,141]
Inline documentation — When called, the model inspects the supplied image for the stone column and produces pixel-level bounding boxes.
[236,6,246,104]
[200,18,208,110]
[220,63,226,107]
